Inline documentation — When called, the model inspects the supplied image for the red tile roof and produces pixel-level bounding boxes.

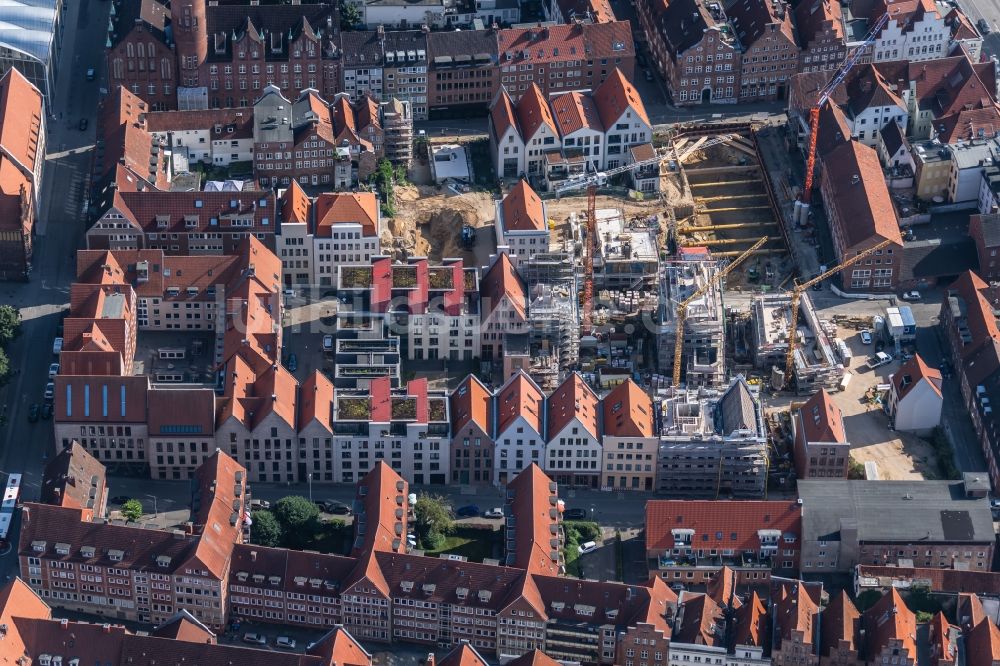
[794,0,844,47]
[929,612,956,665]
[864,589,917,661]
[146,388,216,438]
[186,451,247,580]
[515,83,558,141]
[54,375,149,423]
[114,190,277,236]
[315,191,379,238]
[823,140,903,249]
[481,253,527,320]
[352,462,409,557]
[502,179,546,233]
[144,107,253,138]
[594,68,650,129]
[733,591,768,648]
[507,464,561,575]
[910,56,998,118]
[300,370,334,432]
[490,87,519,141]
[40,441,106,515]
[550,91,602,137]
[645,500,802,554]
[947,271,1000,355]
[965,613,1000,666]
[674,593,723,646]
[892,353,943,401]
[150,610,217,643]
[451,374,492,435]
[602,379,654,438]
[772,580,819,648]
[496,371,545,436]
[281,180,312,225]
[935,104,1000,143]
[306,625,372,666]
[546,372,600,440]
[0,67,42,177]
[856,565,1000,596]
[797,388,846,443]
[498,22,634,71]
[505,650,562,666]
[820,591,860,658]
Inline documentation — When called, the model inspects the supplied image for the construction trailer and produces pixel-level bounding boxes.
[655,376,768,497]
[750,292,844,395]
[657,258,726,387]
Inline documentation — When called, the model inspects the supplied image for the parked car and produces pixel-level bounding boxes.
[859,330,873,345]
[978,17,991,33]
[323,335,334,351]
[86,67,96,81]
[43,383,55,402]
[242,633,267,645]
[483,507,504,519]
[41,403,52,420]
[27,403,39,422]
[78,118,88,131]
[456,504,480,517]
[901,290,921,301]
[249,499,270,510]
[109,495,130,504]
[563,508,587,520]
[643,70,654,82]
[275,636,297,649]
[865,351,893,370]
[48,362,60,378]
[579,541,598,554]
[286,353,297,372]
[52,337,63,355]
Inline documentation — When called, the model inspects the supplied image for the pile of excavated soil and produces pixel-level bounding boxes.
[382,185,495,260]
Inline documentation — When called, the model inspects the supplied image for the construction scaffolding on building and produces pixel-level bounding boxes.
[523,249,580,391]
[593,208,660,291]
[655,376,768,498]
[657,258,726,387]
[750,292,845,395]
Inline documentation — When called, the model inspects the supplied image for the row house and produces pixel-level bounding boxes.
[105,0,176,111]
[865,0,951,63]
[425,29,500,119]
[727,0,798,101]
[0,577,373,666]
[771,580,821,666]
[905,55,998,140]
[253,86,384,189]
[505,463,564,574]
[276,182,383,286]
[337,256,481,362]
[601,379,657,491]
[329,377,450,485]
[487,69,652,188]
[86,189,278,255]
[144,107,254,167]
[645,500,802,584]
[40,442,109,521]
[794,0,846,74]
[0,67,45,281]
[480,252,529,365]
[643,0,742,106]
[940,270,1000,488]
[450,375,496,484]
[819,140,903,292]
[844,66,908,147]
[792,388,850,479]
[339,28,431,122]
[19,451,246,628]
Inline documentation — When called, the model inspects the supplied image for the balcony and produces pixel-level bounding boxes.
[657,550,774,570]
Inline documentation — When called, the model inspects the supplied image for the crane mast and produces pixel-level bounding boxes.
[671,237,768,386]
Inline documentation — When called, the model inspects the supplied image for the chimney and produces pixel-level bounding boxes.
[426,655,436,666]
[102,624,111,633]
[851,174,860,184]
[60,619,69,630]
[250,550,258,562]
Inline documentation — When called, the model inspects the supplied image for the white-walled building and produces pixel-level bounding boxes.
[870,0,950,63]
[331,377,451,485]
[314,192,383,286]
[145,108,254,168]
[545,373,602,488]
[480,252,529,362]
[549,91,605,173]
[888,353,943,434]
[493,371,547,485]
[489,88,526,179]
[494,180,550,264]
[278,182,315,286]
[846,68,908,147]
[594,69,653,170]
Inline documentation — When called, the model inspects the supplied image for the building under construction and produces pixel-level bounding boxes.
[593,208,659,290]
[523,249,580,391]
[750,292,845,395]
[656,376,768,497]
[657,257,726,387]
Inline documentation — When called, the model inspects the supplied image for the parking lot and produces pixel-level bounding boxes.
[828,326,939,480]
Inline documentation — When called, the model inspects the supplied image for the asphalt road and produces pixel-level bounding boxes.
[0,0,110,579]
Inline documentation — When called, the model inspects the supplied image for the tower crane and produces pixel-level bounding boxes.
[783,239,893,380]
[672,237,768,387]
[801,10,890,204]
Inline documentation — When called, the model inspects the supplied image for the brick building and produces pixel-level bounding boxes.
[793,388,849,479]
[426,29,500,118]
[794,0,846,74]
[727,0,798,101]
[450,374,495,484]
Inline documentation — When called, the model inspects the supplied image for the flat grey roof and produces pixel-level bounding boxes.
[798,479,995,544]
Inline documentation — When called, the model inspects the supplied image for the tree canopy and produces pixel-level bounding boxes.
[273,496,321,548]
[413,495,454,550]
[120,499,143,522]
[250,510,282,547]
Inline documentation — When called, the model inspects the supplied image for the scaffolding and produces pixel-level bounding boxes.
[657,258,726,388]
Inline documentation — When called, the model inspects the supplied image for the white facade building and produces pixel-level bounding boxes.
[493,371,547,485]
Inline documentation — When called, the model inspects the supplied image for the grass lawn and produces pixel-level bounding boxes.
[423,527,500,562]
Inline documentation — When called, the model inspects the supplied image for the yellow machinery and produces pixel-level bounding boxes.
[783,239,893,379]
[672,237,768,386]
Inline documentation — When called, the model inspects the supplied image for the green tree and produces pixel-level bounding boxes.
[250,510,282,547]
[370,159,398,217]
[0,305,20,344]
[0,348,9,385]
[414,495,454,550]
[120,499,143,522]
[340,3,362,29]
[273,496,321,548]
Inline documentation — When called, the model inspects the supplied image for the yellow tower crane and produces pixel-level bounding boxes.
[672,237,768,386]
[783,238,894,380]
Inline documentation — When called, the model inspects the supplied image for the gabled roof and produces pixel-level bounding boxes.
[40,441,106,512]
[515,84,557,140]
[929,612,956,665]
[959,592,987,630]
[150,608,217,643]
[550,91,603,137]
[593,68,650,128]
[496,370,545,436]
[910,56,998,118]
[772,580,819,649]
[820,591,860,658]
[718,376,759,435]
[281,180,311,225]
[450,374,492,435]
[936,103,1000,143]
[602,379,654,438]
[794,0,844,47]
[507,464,561,575]
[892,353,943,401]
[863,589,917,660]
[299,370,334,432]
[674,593,724,646]
[823,141,903,249]
[490,87,519,141]
[658,0,720,55]
[438,644,492,666]
[352,462,408,557]
[504,650,562,666]
[846,66,905,117]
[965,612,1000,666]
[481,253,527,320]
[0,67,42,178]
[733,591,768,649]
[305,625,372,666]
[797,388,847,444]
[645,500,802,553]
[727,0,796,49]
[314,191,379,238]
[816,100,853,158]
[502,180,546,233]
[547,372,600,439]
[880,119,908,157]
